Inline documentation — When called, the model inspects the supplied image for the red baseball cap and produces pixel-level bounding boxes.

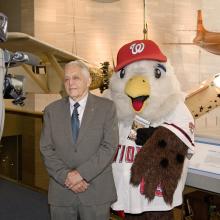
[115,40,167,71]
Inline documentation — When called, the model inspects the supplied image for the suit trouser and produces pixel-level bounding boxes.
[50,198,111,220]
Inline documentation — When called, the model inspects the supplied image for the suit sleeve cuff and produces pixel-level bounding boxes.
[58,169,70,185]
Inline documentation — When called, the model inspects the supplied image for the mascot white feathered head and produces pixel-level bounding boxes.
[108,39,184,123]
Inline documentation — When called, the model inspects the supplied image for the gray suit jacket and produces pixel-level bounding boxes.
[40,93,119,206]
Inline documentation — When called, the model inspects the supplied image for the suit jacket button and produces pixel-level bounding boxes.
[74,149,77,152]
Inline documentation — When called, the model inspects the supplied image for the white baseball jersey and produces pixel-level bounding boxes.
[111,102,195,213]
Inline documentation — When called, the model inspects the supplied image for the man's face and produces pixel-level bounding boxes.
[64,65,91,101]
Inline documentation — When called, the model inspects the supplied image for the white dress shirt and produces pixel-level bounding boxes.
[69,93,88,126]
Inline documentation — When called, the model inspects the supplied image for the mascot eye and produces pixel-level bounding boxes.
[120,68,126,79]
[154,68,161,79]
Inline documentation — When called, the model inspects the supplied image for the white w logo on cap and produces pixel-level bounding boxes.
[130,43,145,54]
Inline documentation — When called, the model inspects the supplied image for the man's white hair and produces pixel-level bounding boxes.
[65,60,90,80]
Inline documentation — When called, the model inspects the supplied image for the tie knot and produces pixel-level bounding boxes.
[74,102,80,109]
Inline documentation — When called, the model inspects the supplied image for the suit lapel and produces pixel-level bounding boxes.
[77,93,95,144]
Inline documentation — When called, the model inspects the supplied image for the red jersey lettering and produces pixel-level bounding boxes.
[119,145,125,163]
[125,146,135,163]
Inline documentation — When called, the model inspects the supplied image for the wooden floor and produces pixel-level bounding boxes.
[174,207,183,220]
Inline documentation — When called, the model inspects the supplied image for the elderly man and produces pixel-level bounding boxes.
[40,60,119,220]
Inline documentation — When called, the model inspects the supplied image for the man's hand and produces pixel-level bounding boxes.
[65,170,89,193]
[65,170,83,186]
[70,180,89,193]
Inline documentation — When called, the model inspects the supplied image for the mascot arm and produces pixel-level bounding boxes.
[135,127,157,146]
[130,126,188,205]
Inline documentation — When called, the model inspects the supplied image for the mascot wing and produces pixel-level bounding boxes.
[130,126,187,205]
[130,102,195,205]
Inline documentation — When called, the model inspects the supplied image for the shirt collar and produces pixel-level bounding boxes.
[69,93,88,109]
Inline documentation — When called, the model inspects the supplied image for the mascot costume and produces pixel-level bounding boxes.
[107,40,195,220]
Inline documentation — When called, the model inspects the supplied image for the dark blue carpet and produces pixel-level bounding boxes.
[0,178,50,220]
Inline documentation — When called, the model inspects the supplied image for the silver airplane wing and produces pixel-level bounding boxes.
[0,48,5,140]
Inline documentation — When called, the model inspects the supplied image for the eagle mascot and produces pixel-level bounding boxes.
[106,40,195,220]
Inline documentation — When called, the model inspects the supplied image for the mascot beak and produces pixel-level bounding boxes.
[125,75,150,112]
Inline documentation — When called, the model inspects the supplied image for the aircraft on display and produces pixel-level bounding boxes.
[1,32,108,92]
[0,12,8,140]
[185,73,220,118]
[0,31,113,139]
[193,10,220,55]
[184,10,220,118]
[0,13,110,140]
[162,10,220,118]
[164,10,220,55]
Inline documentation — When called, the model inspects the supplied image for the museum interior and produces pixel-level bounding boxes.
[0,0,219,219]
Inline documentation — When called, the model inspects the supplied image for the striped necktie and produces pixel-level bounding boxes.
[71,102,80,143]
